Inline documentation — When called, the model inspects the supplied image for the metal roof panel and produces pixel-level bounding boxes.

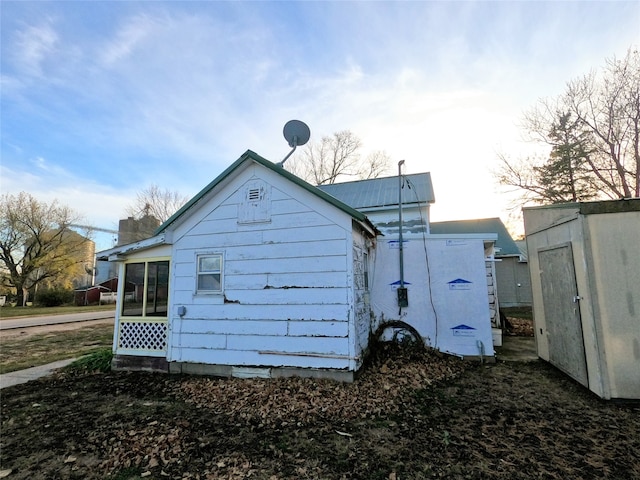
[317,173,434,209]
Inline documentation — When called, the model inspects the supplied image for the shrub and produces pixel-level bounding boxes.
[64,348,113,374]
[36,287,74,307]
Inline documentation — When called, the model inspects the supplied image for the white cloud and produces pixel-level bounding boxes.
[12,20,59,77]
[100,13,157,66]
[2,1,638,239]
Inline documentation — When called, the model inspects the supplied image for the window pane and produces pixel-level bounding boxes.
[147,261,169,316]
[199,256,220,272]
[198,274,221,291]
[122,263,145,316]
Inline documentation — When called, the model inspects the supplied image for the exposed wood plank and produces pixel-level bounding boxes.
[226,334,349,355]
[254,271,346,289]
[262,224,346,243]
[176,319,288,336]
[171,303,351,321]
[172,332,227,349]
[225,256,347,275]
[174,347,351,369]
[224,239,347,261]
[222,287,348,305]
[287,320,349,337]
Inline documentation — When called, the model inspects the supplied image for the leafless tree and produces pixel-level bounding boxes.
[287,130,392,185]
[125,184,189,224]
[496,47,639,204]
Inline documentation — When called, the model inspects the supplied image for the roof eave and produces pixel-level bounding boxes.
[155,149,381,237]
[96,233,168,261]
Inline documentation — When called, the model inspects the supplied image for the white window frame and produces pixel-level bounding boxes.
[196,253,223,294]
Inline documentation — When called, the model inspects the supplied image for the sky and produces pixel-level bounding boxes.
[2,1,639,251]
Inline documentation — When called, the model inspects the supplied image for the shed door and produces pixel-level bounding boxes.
[539,244,588,386]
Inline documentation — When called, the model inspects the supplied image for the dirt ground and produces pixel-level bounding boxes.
[1,334,639,480]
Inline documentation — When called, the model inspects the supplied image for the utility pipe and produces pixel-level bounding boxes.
[398,160,405,288]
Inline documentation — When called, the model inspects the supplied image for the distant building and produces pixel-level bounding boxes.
[117,215,160,246]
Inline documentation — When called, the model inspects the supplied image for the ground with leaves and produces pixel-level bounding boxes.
[1,341,639,480]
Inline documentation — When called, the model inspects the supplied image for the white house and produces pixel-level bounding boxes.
[98,150,378,381]
[98,150,496,381]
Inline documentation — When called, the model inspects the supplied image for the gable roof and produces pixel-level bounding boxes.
[155,149,379,236]
[429,218,521,256]
[316,173,435,210]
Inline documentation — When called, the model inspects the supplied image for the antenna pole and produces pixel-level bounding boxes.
[398,160,405,288]
[397,160,408,309]
[278,136,298,167]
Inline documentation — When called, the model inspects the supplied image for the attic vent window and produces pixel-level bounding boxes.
[239,180,271,224]
[248,188,261,201]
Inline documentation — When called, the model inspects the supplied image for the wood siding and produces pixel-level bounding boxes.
[167,165,366,370]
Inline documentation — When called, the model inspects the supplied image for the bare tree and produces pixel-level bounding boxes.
[125,184,189,224]
[286,130,392,185]
[496,48,640,204]
[0,192,88,306]
[360,150,394,180]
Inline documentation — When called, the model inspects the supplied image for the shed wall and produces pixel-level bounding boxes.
[524,203,640,400]
[495,257,532,307]
[584,212,640,399]
[524,214,601,386]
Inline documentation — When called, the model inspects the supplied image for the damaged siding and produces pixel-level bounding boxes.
[352,236,371,358]
[168,168,358,370]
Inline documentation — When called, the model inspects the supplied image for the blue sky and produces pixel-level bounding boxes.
[2,1,639,250]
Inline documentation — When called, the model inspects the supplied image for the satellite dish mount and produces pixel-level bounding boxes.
[278,120,310,167]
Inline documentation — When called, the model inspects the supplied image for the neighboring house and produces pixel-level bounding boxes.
[74,277,119,306]
[97,150,496,380]
[430,218,533,309]
[318,173,435,235]
[524,199,640,400]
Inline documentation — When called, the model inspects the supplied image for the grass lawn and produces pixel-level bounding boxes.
[0,323,114,374]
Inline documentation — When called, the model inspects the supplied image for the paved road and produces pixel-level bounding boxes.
[0,310,115,330]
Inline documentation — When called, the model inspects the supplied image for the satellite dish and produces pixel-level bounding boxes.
[279,120,310,166]
[283,120,310,148]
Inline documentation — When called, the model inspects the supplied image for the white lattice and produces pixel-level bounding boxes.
[118,321,168,351]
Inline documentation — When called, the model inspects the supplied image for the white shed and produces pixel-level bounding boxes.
[98,150,378,381]
[523,199,640,400]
